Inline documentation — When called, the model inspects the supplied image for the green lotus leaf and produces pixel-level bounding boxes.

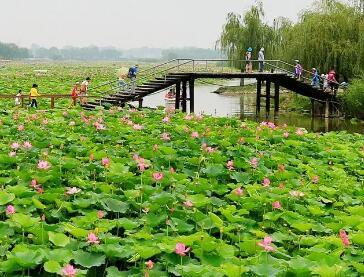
[43,260,61,273]
[0,191,15,205]
[73,250,105,268]
[48,231,70,247]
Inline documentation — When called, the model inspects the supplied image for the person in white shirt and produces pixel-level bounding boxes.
[80,77,90,104]
[258,48,265,72]
[15,90,22,106]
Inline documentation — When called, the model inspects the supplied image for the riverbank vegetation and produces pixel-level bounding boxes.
[218,0,364,118]
[0,108,363,276]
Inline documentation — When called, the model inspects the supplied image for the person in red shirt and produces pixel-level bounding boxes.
[69,82,79,108]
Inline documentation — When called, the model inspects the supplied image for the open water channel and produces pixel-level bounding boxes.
[141,79,364,134]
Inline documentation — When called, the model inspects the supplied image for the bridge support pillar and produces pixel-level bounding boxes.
[175,82,181,110]
[256,78,262,116]
[189,78,195,113]
[182,80,187,113]
[138,98,143,109]
[311,99,315,117]
[324,100,330,118]
[265,80,271,118]
[274,82,280,118]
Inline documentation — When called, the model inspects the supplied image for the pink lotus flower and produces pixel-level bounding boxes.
[191,131,199,139]
[153,172,164,181]
[87,232,100,244]
[272,201,282,209]
[234,187,243,196]
[257,236,275,252]
[63,111,69,117]
[283,132,289,138]
[145,260,154,269]
[162,116,170,123]
[239,137,245,144]
[42,119,49,125]
[6,205,16,215]
[262,177,271,187]
[11,142,20,150]
[289,190,305,197]
[8,151,16,157]
[183,126,189,132]
[312,175,320,184]
[226,160,234,171]
[195,114,204,120]
[37,186,44,194]
[61,264,76,277]
[102,157,110,167]
[183,200,193,208]
[133,124,143,130]
[175,243,191,256]
[206,147,216,153]
[138,158,149,172]
[282,123,288,128]
[23,141,32,149]
[278,164,285,172]
[279,183,285,189]
[17,124,25,131]
[31,179,37,188]
[97,210,104,219]
[153,144,158,151]
[169,167,175,174]
[38,160,51,170]
[161,132,170,141]
[184,114,193,120]
[250,157,259,168]
[65,187,81,195]
[295,128,305,136]
[94,122,105,130]
[339,230,350,247]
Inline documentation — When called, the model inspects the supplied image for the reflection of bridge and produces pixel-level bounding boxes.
[84,59,337,117]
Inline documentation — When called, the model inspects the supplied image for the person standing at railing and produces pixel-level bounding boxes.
[294,60,303,81]
[80,77,91,105]
[15,90,22,106]
[69,82,79,108]
[128,64,139,94]
[327,69,338,94]
[311,68,320,88]
[245,48,253,73]
[258,48,265,72]
[29,84,40,108]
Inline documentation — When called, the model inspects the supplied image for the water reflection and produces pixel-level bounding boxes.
[141,80,364,134]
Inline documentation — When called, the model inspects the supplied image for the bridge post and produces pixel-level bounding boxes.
[274,82,280,117]
[266,80,271,117]
[324,100,330,118]
[138,98,143,109]
[256,78,261,116]
[175,82,181,110]
[189,78,195,113]
[182,80,187,112]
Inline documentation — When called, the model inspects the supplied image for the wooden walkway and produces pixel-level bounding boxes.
[81,59,337,116]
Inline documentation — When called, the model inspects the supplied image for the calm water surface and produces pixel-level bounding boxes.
[140,79,364,134]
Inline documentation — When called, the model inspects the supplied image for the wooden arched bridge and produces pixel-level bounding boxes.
[84,59,337,117]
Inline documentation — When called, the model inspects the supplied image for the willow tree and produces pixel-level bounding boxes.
[281,0,364,78]
[217,2,274,69]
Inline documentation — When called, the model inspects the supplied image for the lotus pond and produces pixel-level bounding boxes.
[0,107,363,277]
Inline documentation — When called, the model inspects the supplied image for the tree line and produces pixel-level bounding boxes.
[218,0,364,79]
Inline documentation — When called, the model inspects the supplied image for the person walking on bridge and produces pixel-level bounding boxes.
[128,64,139,94]
[258,48,265,72]
[80,77,91,105]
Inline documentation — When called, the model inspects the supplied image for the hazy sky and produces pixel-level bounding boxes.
[0,0,316,49]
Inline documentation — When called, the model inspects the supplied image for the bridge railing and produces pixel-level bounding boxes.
[89,58,323,97]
